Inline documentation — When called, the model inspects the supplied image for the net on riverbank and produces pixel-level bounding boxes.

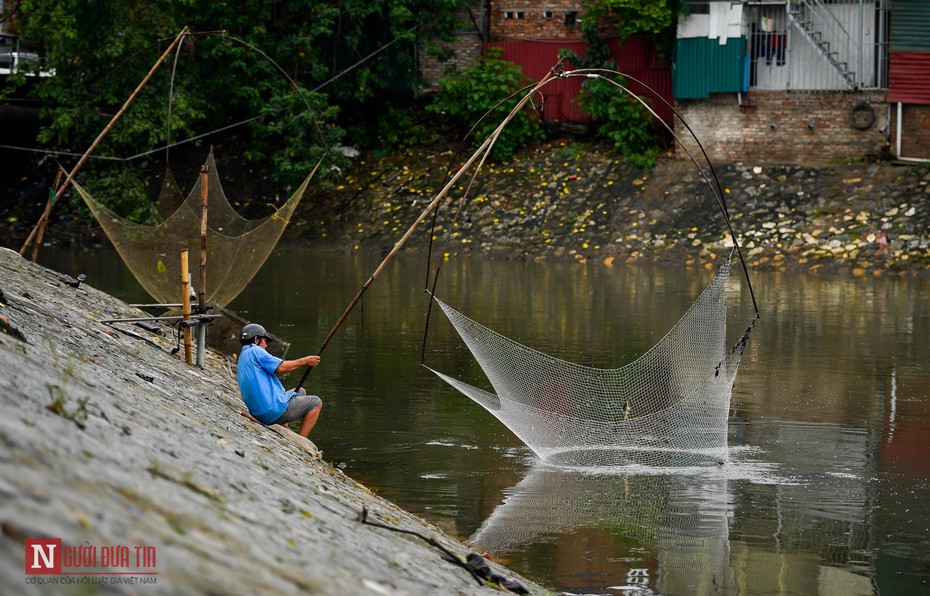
[72,151,315,306]
[426,251,754,468]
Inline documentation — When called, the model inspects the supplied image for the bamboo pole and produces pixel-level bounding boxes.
[197,164,208,367]
[19,26,190,257]
[100,314,221,324]
[180,249,193,365]
[198,164,208,309]
[294,66,559,391]
[29,169,64,262]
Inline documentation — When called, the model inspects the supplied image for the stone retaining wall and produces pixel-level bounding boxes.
[674,91,890,165]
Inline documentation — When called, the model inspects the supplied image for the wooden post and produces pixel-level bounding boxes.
[180,249,193,365]
[196,165,208,367]
[198,165,208,309]
[19,27,190,257]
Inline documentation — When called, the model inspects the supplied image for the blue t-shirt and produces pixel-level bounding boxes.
[237,344,295,424]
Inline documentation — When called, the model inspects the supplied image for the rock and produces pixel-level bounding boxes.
[3,141,929,277]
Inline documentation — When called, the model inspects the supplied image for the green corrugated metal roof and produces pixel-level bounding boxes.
[891,0,930,52]
[673,37,746,99]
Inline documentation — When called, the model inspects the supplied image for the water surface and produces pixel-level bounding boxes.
[41,247,930,595]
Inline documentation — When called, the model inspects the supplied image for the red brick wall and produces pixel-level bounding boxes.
[674,91,890,165]
[419,1,588,90]
[490,1,584,39]
[897,104,930,160]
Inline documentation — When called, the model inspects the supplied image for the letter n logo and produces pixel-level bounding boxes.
[25,538,61,574]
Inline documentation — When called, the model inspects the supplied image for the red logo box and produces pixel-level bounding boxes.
[24,538,62,574]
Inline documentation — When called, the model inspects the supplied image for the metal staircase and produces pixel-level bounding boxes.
[787,0,860,89]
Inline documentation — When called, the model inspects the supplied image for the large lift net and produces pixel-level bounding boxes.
[427,252,753,468]
[72,151,314,307]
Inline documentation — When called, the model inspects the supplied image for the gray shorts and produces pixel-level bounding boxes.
[271,391,322,425]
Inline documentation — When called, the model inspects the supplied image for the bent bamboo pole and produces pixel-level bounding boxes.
[294,66,560,391]
[19,27,190,257]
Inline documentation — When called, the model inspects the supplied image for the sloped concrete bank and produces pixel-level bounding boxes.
[0,247,541,595]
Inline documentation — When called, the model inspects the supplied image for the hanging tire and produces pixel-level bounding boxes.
[850,102,875,130]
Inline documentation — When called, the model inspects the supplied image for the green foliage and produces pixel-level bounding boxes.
[555,1,680,167]
[244,85,346,189]
[79,163,157,224]
[583,0,681,56]
[427,47,543,161]
[7,0,465,211]
[577,73,660,168]
[375,106,430,149]
[549,142,590,161]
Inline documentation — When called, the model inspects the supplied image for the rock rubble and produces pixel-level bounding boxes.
[298,142,929,276]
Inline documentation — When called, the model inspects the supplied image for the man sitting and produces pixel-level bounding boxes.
[237,323,322,438]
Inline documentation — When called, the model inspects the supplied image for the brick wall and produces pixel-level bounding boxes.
[419,2,589,92]
[419,37,484,91]
[490,1,583,39]
[673,91,890,165]
[898,104,930,160]
[419,2,487,92]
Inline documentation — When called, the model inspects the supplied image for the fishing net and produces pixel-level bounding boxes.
[72,151,315,307]
[427,251,753,468]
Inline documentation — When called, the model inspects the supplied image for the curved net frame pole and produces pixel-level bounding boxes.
[420,63,760,468]
[293,64,564,392]
[561,68,758,317]
[19,27,191,259]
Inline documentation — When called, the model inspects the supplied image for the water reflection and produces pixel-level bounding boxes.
[472,437,888,596]
[470,466,735,595]
[34,246,930,594]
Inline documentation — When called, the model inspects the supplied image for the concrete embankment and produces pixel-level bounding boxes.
[0,247,540,595]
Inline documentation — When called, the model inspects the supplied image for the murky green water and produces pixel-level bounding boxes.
[41,247,930,595]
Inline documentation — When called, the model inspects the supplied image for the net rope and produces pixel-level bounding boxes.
[72,150,315,307]
[427,251,753,468]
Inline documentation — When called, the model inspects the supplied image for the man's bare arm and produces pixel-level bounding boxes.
[276,355,320,374]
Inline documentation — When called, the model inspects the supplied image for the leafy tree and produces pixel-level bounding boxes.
[583,0,680,56]
[427,46,543,162]
[4,0,463,218]
[564,0,682,167]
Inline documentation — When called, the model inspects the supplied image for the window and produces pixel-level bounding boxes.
[504,11,525,20]
[544,11,554,19]
[565,11,577,25]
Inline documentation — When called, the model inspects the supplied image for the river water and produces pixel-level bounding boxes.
[41,246,930,595]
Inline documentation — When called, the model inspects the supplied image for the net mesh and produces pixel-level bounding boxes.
[428,252,753,468]
[72,151,315,307]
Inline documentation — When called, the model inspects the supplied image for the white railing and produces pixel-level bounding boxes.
[787,0,859,88]
[0,37,53,77]
[748,0,886,92]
